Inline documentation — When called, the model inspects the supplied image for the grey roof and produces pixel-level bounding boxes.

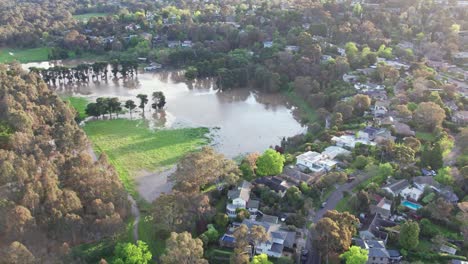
[387,249,401,258]
[369,248,390,258]
[440,188,459,203]
[247,200,260,209]
[261,214,279,224]
[270,243,284,253]
[383,179,410,194]
[228,181,251,201]
[271,231,287,240]
[283,231,296,248]
[413,176,438,187]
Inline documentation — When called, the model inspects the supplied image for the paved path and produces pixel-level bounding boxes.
[305,173,372,264]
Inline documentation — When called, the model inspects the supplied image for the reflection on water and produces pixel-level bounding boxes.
[23,61,305,157]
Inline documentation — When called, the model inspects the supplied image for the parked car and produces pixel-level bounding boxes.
[301,249,309,263]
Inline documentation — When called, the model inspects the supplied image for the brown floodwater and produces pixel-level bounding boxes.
[23,61,305,157]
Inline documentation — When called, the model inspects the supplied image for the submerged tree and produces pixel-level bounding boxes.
[136,94,149,114]
[124,100,137,119]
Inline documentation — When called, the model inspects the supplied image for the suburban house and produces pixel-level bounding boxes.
[285,45,299,53]
[413,176,459,203]
[374,198,392,219]
[452,111,468,125]
[374,101,389,117]
[167,40,181,48]
[382,179,410,197]
[331,134,376,149]
[181,40,193,48]
[295,146,350,173]
[353,238,402,264]
[263,41,273,48]
[253,176,289,197]
[382,179,423,201]
[226,181,259,218]
[219,219,296,258]
[357,127,395,143]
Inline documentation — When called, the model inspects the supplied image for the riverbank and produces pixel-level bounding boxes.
[83,119,210,198]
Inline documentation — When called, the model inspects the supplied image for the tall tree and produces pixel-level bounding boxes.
[113,240,152,264]
[161,232,208,264]
[255,149,285,176]
[340,246,368,264]
[413,102,446,132]
[136,94,149,114]
[315,211,359,256]
[124,100,137,119]
[399,221,420,251]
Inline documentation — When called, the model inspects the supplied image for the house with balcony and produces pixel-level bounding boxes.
[219,219,296,258]
[226,181,259,218]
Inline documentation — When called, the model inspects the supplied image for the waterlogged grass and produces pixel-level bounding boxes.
[63,96,89,120]
[0,47,50,63]
[83,119,210,195]
[285,90,318,123]
[73,12,109,21]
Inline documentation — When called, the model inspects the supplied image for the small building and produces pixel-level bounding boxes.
[285,45,299,53]
[167,40,181,48]
[440,245,457,255]
[144,63,162,71]
[452,111,468,125]
[254,176,289,197]
[263,41,273,48]
[353,238,402,264]
[375,198,392,219]
[295,151,338,173]
[181,40,193,48]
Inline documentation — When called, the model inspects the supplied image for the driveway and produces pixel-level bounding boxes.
[305,172,371,264]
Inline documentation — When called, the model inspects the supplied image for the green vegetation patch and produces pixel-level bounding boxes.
[138,213,166,257]
[63,96,89,120]
[73,13,109,22]
[285,90,318,123]
[83,119,210,194]
[0,47,50,63]
[415,131,437,142]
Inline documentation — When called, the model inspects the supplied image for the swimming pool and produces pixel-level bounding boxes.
[402,200,422,210]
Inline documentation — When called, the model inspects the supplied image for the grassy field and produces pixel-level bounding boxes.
[63,96,89,120]
[416,131,437,142]
[0,47,50,63]
[73,12,109,22]
[83,119,210,195]
[285,90,318,123]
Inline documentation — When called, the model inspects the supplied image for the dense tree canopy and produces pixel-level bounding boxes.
[256,149,285,176]
[0,66,129,261]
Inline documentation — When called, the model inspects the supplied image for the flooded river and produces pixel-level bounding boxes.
[23,61,306,157]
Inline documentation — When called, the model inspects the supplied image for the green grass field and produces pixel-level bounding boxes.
[0,47,50,63]
[73,12,109,22]
[83,119,210,195]
[138,213,166,258]
[63,96,89,120]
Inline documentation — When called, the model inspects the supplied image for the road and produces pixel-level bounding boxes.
[88,146,140,242]
[305,173,371,264]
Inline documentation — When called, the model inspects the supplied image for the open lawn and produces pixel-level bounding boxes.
[73,12,109,21]
[83,119,209,195]
[0,47,50,63]
[416,131,437,142]
[63,96,89,120]
[335,196,353,213]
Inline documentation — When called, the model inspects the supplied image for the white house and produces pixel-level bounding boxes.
[296,151,333,172]
[226,181,259,218]
[400,186,423,201]
[263,41,273,48]
[331,135,375,149]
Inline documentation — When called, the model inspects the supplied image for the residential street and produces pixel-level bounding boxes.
[305,172,372,264]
